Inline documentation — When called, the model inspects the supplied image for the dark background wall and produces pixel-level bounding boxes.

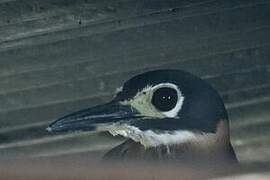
[0,0,270,163]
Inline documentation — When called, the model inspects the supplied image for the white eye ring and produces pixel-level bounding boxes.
[151,83,184,118]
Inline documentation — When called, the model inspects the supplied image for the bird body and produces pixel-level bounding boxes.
[104,120,237,166]
[47,69,238,166]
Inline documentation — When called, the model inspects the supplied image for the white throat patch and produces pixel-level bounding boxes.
[102,124,197,148]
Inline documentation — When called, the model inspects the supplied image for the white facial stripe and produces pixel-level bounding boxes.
[120,85,165,118]
[105,124,197,148]
[151,83,184,118]
[119,83,184,118]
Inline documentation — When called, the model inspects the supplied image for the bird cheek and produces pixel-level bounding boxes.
[120,97,164,119]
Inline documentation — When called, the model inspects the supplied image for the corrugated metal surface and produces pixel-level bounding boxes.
[0,0,269,163]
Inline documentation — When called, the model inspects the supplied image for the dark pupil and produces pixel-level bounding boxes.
[151,87,178,112]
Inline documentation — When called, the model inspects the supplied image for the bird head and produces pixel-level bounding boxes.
[47,70,230,148]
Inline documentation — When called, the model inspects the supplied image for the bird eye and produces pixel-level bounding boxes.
[151,87,178,112]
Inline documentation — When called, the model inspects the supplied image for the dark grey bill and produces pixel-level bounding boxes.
[47,102,141,133]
